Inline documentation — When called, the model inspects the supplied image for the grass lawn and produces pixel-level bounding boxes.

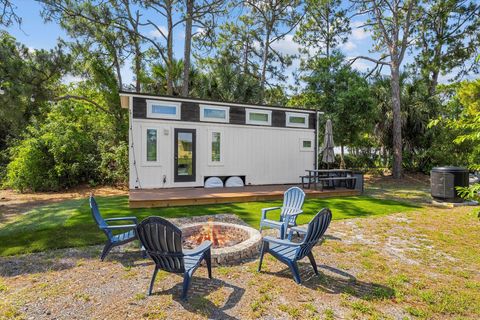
[0,195,418,256]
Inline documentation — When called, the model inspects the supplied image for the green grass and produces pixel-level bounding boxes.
[0,195,419,256]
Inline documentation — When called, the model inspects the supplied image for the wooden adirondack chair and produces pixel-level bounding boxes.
[136,216,213,300]
[259,186,305,239]
[89,196,140,261]
[258,208,332,284]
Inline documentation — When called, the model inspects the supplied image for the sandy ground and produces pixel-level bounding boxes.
[1,205,480,319]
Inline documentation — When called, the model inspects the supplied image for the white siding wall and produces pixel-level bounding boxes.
[129,118,315,189]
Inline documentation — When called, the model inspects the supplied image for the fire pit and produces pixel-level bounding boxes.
[182,220,262,266]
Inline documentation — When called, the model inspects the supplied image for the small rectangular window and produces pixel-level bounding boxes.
[246,109,272,126]
[146,129,157,161]
[300,138,313,151]
[147,100,181,119]
[200,105,229,123]
[286,112,309,128]
[211,132,221,162]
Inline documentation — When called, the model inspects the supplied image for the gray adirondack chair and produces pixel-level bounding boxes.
[259,186,305,239]
[136,216,212,300]
[89,196,140,261]
[258,208,332,284]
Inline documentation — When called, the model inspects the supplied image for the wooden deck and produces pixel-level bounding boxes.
[129,185,360,208]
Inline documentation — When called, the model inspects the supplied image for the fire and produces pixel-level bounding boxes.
[194,219,228,247]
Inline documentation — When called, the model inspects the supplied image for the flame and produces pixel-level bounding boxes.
[195,219,227,246]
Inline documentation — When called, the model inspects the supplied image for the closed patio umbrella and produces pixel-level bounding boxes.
[321,119,335,168]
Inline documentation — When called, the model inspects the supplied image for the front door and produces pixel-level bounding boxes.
[174,128,196,182]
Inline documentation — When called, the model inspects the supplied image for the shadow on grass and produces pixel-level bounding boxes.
[151,277,244,319]
[261,263,395,301]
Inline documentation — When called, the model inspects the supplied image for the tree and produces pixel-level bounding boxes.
[0,0,21,26]
[244,0,303,101]
[213,15,261,78]
[182,0,225,96]
[192,52,263,103]
[295,0,350,59]
[351,0,420,178]
[0,32,70,150]
[291,53,375,158]
[415,0,480,96]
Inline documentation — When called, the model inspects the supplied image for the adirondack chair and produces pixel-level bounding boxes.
[259,186,305,239]
[258,208,332,284]
[89,196,140,261]
[136,216,212,300]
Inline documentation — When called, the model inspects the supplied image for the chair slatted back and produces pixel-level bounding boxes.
[136,217,185,273]
[296,208,332,260]
[89,196,113,240]
[281,187,305,224]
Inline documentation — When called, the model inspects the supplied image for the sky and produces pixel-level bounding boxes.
[4,0,457,89]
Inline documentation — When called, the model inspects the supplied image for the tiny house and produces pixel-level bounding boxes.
[120,91,320,189]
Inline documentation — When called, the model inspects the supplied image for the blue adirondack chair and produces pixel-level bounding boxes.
[258,208,332,284]
[136,216,213,300]
[259,186,305,239]
[89,196,140,261]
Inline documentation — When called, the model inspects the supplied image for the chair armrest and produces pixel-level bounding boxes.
[263,236,301,247]
[102,224,137,230]
[261,207,281,220]
[289,226,307,234]
[104,217,138,223]
[283,208,303,216]
[184,240,212,256]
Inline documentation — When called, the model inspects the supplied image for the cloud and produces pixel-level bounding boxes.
[341,40,357,52]
[271,34,301,56]
[149,26,168,38]
[351,21,371,40]
[62,74,84,84]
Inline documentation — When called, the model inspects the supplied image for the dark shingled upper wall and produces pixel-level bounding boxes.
[132,97,315,130]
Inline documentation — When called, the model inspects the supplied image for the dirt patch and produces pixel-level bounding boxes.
[0,185,127,224]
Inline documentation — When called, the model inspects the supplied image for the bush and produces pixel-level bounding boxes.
[3,97,127,192]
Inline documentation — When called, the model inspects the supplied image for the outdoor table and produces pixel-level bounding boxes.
[304,169,354,190]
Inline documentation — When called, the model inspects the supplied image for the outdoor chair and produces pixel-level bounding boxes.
[136,216,212,300]
[259,186,305,239]
[258,208,332,284]
[89,196,142,261]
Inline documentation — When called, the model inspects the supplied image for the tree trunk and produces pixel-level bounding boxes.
[390,64,403,178]
[166,4,174,95]
[243,39,249,75]
[182,0,193,96]
[113,52,123,90]
[260,27,271,102]
[134,38,142,92]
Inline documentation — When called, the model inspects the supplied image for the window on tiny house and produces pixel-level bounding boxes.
[246,109,272,126]
[200,105,229,123]
[300,138,313,151]
[211,132,221,162]
[286,112,309,128]
[147,100,181,119]
[146,129,158,161]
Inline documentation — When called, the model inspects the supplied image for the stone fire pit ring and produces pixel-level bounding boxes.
[181,222,262,266]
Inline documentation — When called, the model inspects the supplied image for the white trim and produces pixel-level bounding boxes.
[141,126,162,166]
[133,118,314,132]
[286,112,309,128]
[246,108,272,126]
[146,99,181,120]
[207,129,224,166]
[200,104,230,123]
[120,93,316,113]
[300,138,314,152]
